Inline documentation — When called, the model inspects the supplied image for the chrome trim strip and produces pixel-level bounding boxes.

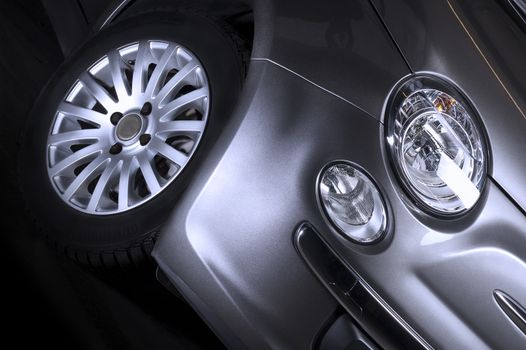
[494,290,526,335]
[294,223,433,350]
[508,0,526,24]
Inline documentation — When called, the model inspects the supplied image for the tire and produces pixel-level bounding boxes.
[18,10,248,269]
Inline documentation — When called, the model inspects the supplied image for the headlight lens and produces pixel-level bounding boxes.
[318,162,387,244]
[386,76,488,215]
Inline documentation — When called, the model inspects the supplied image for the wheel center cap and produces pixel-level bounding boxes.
[116,114,142,141]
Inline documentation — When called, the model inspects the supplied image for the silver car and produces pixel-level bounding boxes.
[18,0,526,348]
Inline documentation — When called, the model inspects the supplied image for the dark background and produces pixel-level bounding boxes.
[0,1,222,348]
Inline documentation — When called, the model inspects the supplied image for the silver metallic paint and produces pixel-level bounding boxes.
[138,0,526,348]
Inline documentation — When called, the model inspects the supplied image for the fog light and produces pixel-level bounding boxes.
[318,162,387,244]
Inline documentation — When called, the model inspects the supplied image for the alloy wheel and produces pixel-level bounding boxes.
[46,40,210,214]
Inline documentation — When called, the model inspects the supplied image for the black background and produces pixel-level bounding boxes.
[0,1,223,348]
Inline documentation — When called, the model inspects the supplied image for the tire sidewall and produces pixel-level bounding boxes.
[19,12,244,249]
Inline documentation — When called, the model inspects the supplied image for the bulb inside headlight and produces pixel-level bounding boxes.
[386,76,488,215]
[319,162,387,244]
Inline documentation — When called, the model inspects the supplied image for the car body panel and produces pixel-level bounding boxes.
[154,61,351,349]
[251,0,409,119]
[155,63,526,350]
[153,0,526,348]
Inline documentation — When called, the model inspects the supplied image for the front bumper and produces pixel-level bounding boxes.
[153,58,526,349]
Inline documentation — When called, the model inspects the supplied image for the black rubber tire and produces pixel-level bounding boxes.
[18,10,248,269]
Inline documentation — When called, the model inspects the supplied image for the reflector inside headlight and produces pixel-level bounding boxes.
[319,162,387,244]
[386,76,488,215]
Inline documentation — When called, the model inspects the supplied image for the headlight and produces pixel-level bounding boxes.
[318,162,387,244]
[386,75,488,216]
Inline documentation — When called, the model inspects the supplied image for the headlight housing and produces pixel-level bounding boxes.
[318,162,387,244]
[386,75,488,216]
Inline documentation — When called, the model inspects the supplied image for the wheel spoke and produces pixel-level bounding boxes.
[137,153,161,193]
[50,143,102,177]
[132,41,152,95]
[47,40,211,214]
[146,43,178,97]
[48,129,103,145]
[150,137,189,166]
[62,156,108,200]
[156,61,198,103]
[58,101,107,126]
[107,49,130,101]
[79,72,117,109]
[87,159,119,211]
[158,88,207,121]
[118,158,134,210]
[156,120,206,135]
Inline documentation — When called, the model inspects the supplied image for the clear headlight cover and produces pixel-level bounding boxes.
[386,76,488,216]
[318,162,387,244]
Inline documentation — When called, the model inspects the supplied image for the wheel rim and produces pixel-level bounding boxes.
[46,40,210,215]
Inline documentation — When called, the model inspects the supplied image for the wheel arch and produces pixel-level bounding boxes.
[94,0,255,48]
